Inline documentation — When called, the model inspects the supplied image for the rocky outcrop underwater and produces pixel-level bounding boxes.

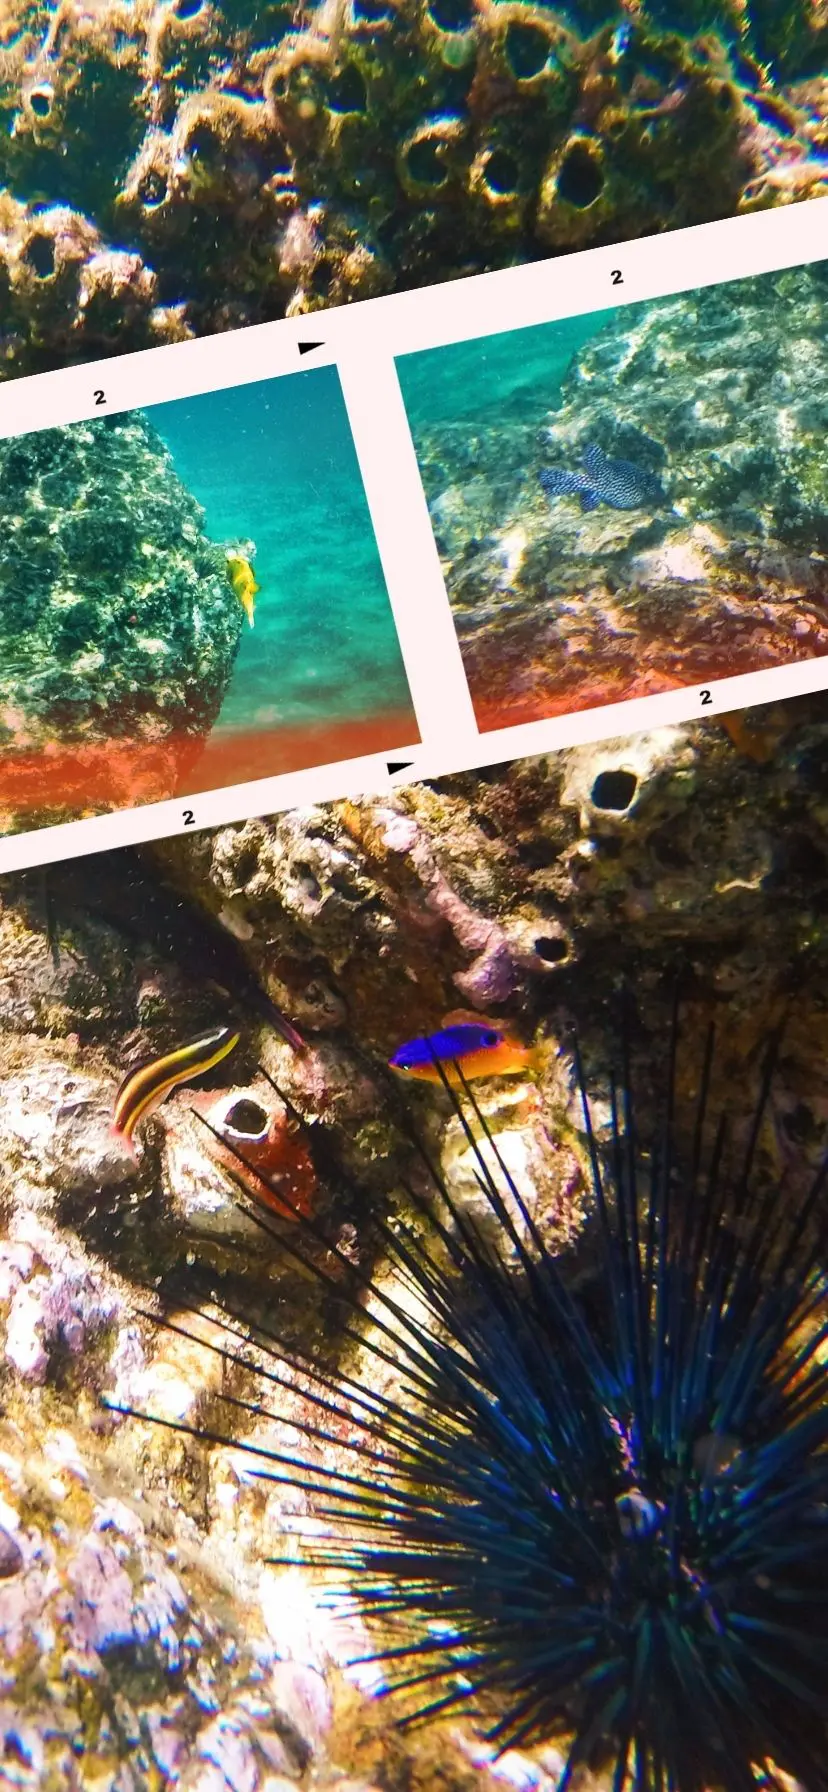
[0,687,827,1783]
[419,262,828,727]
[0,413,242,827]
[0,0,826,377]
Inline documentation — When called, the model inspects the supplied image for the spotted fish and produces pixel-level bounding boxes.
[540,443,664,513]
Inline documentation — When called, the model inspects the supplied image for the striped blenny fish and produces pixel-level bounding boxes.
[113,1025,241,1143]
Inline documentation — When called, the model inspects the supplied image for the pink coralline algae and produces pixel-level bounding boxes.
[67,1518,187,1663]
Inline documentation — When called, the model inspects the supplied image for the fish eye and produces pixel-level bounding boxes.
[482,1030,499,1047]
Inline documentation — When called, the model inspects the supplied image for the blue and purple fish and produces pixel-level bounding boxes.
[540,443,664,513]
[389,1020,533,1086]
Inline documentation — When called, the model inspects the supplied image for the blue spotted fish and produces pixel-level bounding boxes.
[540,443,664,513]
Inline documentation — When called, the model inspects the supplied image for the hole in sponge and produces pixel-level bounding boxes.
[406,135,449,187]
[224,1099,269,1138]
[484,146,520,194]
[328,63,367,112]
[429,0,475,28]
[24,234,55,279]
[138,169,167,206]
[505,21,551,79]
[352,0,393,18]
[534,936,569,963]
[29,86,52,118]
[186,122,221,166]
[556,141,604,208]
[591,768,638,811]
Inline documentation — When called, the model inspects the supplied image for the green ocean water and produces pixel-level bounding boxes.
[146,366,413,735]
[396,310,607,440]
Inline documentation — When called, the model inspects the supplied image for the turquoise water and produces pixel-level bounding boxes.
[146,367,412,734]
[396,310,607,439]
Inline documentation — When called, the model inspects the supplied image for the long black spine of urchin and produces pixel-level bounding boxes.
[108,1019,828,1792]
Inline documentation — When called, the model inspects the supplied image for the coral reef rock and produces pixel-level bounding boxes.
[0,411,242,822]
[421,263,828,726]
[3,689,828,1779]
[0,1,825,375]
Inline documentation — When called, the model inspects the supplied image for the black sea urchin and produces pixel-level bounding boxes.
[111,1020,828,1792]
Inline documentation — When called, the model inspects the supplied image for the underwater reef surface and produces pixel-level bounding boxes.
[415,262,828,727]
[0,412,242,825]
[0,0,825,377]
[0,689,828,1781]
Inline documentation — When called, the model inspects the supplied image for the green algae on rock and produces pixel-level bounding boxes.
[0,0,824,376]
[0,412,242,824]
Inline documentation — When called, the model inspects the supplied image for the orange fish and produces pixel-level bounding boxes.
[389,1012,533,1086]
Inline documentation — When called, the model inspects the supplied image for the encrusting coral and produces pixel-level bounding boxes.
[0,0,825,376]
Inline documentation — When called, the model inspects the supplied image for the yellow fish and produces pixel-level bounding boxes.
[225,550,258,628]
[112,1025,241,1146]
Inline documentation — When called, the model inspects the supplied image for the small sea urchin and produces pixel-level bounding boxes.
[111,1017,828,1791]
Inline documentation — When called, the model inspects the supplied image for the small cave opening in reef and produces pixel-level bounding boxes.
[591,768,638,811]
[556,141,604,208]
[311,259,334,296]
[534,935,569,963]
[406,135,449,187]
[24,234,55,278]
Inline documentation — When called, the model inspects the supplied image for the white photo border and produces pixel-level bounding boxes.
[0,199,826,873]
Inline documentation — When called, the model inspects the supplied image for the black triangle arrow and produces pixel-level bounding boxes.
[387,760,415,775]
[298,341,324,355]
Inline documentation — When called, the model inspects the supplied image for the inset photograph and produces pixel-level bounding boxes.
[397,261,828,731]
[0,365,417,830]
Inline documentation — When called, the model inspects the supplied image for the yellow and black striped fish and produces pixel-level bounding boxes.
[113,1025,241,1144]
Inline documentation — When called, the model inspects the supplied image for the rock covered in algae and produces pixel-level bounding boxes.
[0,1211,539,1788]
[0,411,242,823]
[416,262,828,727]
[0,0,824,376]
